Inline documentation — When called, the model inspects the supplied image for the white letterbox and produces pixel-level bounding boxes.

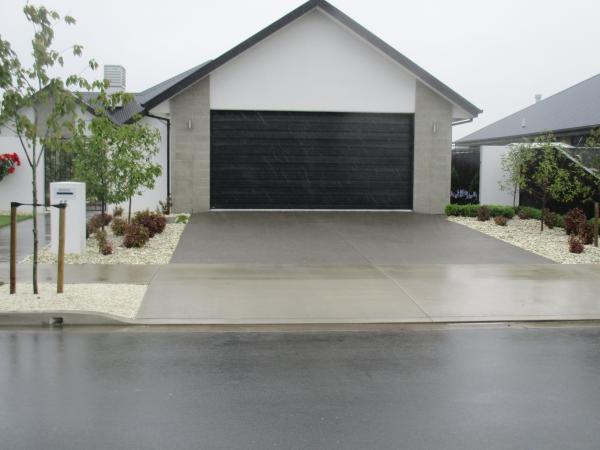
[50,182,86,255]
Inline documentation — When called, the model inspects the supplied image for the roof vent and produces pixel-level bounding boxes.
[534,94,542,103]
[103,65,126,94]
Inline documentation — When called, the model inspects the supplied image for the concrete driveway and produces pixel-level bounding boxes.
[134,212,593,324]
[170,212,551,265]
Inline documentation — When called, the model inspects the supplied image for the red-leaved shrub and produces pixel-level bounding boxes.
[569,236,584,254]
[123,224,150,248]
[494,215,509,226]
[132,210,166,237]
[564,208,587,235]
[477,205,491,222]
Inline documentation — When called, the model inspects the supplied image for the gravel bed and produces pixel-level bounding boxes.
[448,216,600,264]
[23,217,188,265]
[0,283,145,319]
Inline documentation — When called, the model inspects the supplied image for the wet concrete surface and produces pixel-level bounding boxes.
[0,213,50,263]
[1,325,599,450]
[172,212,552,265]
[0,263,160,285]
[138,263,600,323]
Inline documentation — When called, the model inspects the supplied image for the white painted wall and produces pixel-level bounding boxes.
[0,130,44,214]
[112,116,168,214]
[479,145,517,206]
[210,9,416,113]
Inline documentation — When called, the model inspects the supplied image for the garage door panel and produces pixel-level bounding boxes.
[210,110,413,209]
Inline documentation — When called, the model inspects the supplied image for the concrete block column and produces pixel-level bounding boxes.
[413,81,453,214]
[170,77,211,213]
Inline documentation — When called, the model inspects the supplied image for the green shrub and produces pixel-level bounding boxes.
[111,217,129,236]
[132,210,166,238]
[175,214,189,224]
[445,204,516,218]
[517,207,542,220]
[123,224,150,248]
[494,215,509,226]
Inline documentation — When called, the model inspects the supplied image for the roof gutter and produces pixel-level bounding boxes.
[146,113,171,212]
[452,118,473,127]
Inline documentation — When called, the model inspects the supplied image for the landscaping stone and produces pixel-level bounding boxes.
[23,216,188,265]
[0,283,145,319]
[448,216,600,264]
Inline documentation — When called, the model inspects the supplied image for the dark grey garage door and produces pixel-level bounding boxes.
[210,110,414,209]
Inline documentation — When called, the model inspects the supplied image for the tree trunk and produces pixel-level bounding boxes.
[540,195,546,232]
[128,197,132,224]
[101,198,106,231]
[513,184,518,209]
[31,161,39,295]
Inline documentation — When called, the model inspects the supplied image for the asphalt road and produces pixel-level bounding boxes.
[1,325,599,450]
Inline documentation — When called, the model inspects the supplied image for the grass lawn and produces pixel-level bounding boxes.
[0,214,32,229]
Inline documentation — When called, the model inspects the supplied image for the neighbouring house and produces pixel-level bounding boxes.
[1,0,481,214]
[455,73,600,206]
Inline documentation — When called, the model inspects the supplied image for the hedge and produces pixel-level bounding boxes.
[446,204,599,231]
[445,204,516,218]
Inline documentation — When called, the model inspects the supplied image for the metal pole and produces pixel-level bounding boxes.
[9,203,17,294]
[594,202,599,248]
[57,203,66,294]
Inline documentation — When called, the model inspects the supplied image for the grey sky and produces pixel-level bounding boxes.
[2,0,599,140]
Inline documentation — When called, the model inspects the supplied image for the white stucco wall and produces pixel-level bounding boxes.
[479,145,517,206]
[0,131,44,214]
[210,8,416,113]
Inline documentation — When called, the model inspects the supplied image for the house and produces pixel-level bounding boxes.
[455,73,600,206]
[1,0,481,214]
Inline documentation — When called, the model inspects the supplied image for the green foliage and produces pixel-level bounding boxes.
[517,206,542,220]
[71,96,162,217]
[123,224,150,248]
[132,209,166,237]
[515,134,589,230]
[445,204,516,218]
[175,215,189,224]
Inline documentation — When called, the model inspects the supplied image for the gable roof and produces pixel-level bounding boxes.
[139,0,481,118]
[457,73,600,145]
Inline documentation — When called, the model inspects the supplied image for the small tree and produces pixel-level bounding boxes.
[0,5,98,293]
[518,134,589,231]
[72,91,161,223]
[111,125,162,223]
[500,143,530,208]
[581,128,600,246]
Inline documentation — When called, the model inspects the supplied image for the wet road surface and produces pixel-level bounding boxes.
[1,325,599,450]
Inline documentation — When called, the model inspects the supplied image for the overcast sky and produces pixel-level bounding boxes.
[2,0,599,140]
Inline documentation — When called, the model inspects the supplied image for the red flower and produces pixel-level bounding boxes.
[8,167,15,174]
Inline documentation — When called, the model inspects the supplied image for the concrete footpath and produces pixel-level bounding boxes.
[137,263,600,324]
[1,263,600,325]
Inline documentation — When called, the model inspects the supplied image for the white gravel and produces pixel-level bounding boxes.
[23,216,188,265]
[0,283,146,319]
[448,216,600,264]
